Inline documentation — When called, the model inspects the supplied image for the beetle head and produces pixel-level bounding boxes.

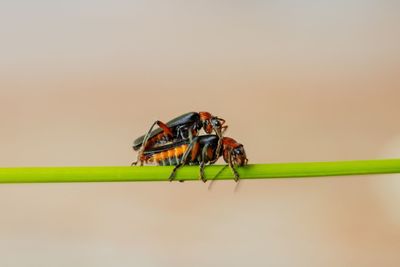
[199,112,227,136]
[222,137,248,166]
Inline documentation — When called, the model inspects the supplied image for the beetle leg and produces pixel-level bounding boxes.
[136,121,158,164]
[188,126,193,142]
[169,163,182,181]
[199,162,206,182]
[199,143,210,182]
[175,125,185,139]
[142,120,173,148]
[156,121,173,138]
[136,120,173,165]
[208,139,221,165]
[177,124,195,140]
[168,140,197,181]
[227,150,239,182]
[213,138,222,164]
[211,124,226,164]
[185,124,197,143]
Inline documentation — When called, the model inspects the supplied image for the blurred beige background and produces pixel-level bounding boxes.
[1,1,400,266]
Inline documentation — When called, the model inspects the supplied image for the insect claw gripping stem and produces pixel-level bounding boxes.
[169,164,182,181]
[229,164,240,182]
[228,152,240,182]
[233,169,240,182]
[168,172,175,182]
[199,162,207,183]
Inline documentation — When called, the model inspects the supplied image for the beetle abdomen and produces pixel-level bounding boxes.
[149,144,189,166]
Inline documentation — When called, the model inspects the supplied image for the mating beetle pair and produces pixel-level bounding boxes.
[132,112,247,182]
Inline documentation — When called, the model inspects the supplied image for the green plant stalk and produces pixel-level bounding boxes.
[0,159,399,183]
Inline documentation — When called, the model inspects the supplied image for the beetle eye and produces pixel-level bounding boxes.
[233,147,243,155]
[211,118,220,127]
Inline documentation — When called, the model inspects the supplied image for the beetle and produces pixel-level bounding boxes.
[141,134,248,182]
[132,112,227,165]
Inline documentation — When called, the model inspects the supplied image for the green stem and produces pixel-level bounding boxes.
[0,159,399,183]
